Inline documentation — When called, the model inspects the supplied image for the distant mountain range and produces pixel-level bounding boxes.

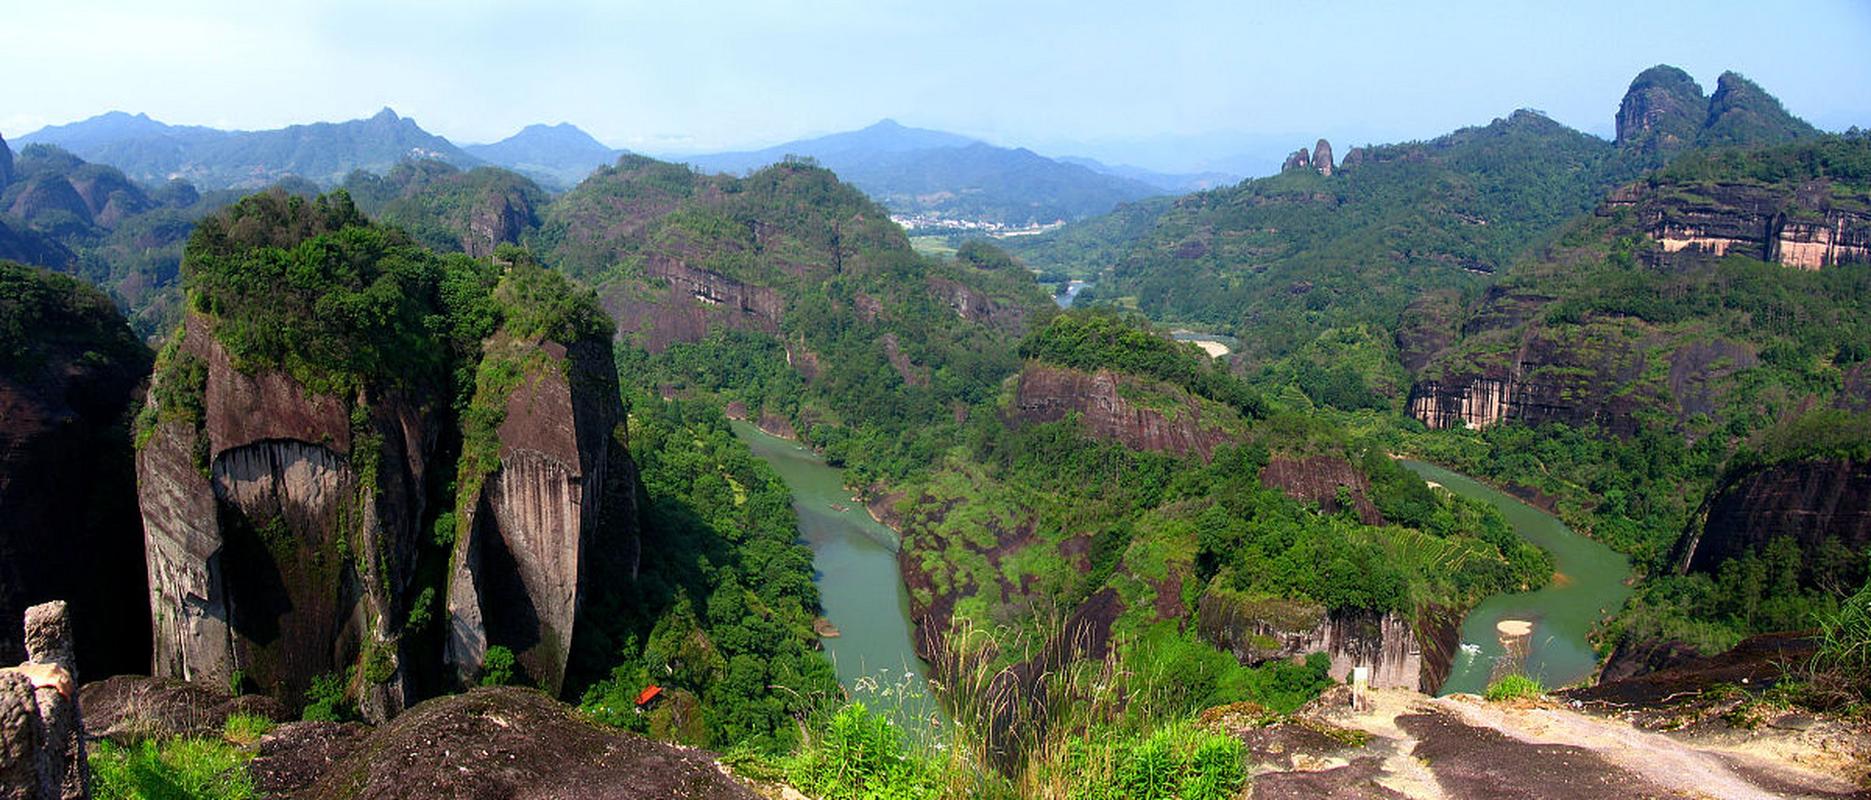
[462,123,626,189]
[675,119,1175,225]
[19,108,476,189]
[12,113,1218,225]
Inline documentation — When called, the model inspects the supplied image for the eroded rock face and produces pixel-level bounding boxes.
[1282,147,1311,173]
[286,687,757,800]
[0,602,89,800]
[1259,455,1383,525]
[0,265,150,678]
[462,188,536,258]
[1012,363,1231,458]
[446,337,635,695]
[1313,139,1335,177]
[137,313,437,721]
[1601,178,1871,271]
[601,255,784,353]
[1614,65,1706,155]
[1675,458,1871,575]
[1196,594,1452,692]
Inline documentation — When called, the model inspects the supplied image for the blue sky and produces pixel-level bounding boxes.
[3,0,1867,172]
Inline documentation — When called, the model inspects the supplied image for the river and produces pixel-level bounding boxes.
[730,421,936,712]
[1399,460,1634,695]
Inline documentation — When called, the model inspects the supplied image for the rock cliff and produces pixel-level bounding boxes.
[445,334,635,695]
[1010,363,1237,458]
[1259,454,1384,525]
[137,313,438,721]
[1614,65,1706,156]
[1196,593,1457,692]
[1602,178,1871,271]
[0,263,151,678]
[1312,139,1334,177]
[1280,147,1311,173]
[1674,457,1871,575]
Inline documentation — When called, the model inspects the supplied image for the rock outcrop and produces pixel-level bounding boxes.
[1259,455,1383,525]
[1601,178,1871,271]
[1196,594,1456,692]
[0,602,90,800]
[1674,457,1871,575]
[267,687,758,800]
[1011,363,1234,459]
[1281,147,1311,173]
[602,255,784,353]
[0,263,151,678]
[1614,65,1706,156]
[1313,139,1334,177]
[445,335,635,695]
[137,313,438,722]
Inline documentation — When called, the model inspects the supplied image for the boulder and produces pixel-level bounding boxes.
[286,687,757,800]
[1313,139,1335,176]
[1282,147,1312,173]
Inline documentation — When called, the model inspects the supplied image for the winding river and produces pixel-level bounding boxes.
[1399,460,1635,695]
[730,421,935,708]
[731,418,1631,705]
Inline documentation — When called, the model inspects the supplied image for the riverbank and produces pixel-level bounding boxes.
[1400,460,1633,695]
[729,421,931,707]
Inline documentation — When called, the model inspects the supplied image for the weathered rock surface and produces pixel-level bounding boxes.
[1674,457,1871,575]
[137,313,438,721]
[1011,362,1234,458]
[0,602,90,800]
[282,687,757,800]
[79,675,285,743]
[1217,683,1865,800]
[1615,65,1706,156]
[1601,178,1871,271]
[601,255,784,353]
[1196,594,1455,692]
[0,264,150,677]
[1260,455,1383,525]
[1313,139,1335,177]
[446,336,636,695]
[1281,147,1311,173]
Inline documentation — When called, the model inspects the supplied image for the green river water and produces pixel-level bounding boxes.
[731,419,1631,705]
[1399,460,1635,695]
[730,421,936,708]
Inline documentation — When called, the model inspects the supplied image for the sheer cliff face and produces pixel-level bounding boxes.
[0,267,151,678]
[1195,594,1456,692]
[137,313,436,721]
[1602,180,1871,272]
[445,336,634,695]
[1676,458,1871,575]
[1011,363,1235,459]
[1406,171,1862,434]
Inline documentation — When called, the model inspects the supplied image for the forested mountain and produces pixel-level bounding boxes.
[18,108,479,189]
[1056,155,1240,193]
[340,159,549,257]
[680,119,1164,225]
[534,154,1056,474]
[1015,110,1627,361]
[463,122,624,189]
[1012,66,1825,365]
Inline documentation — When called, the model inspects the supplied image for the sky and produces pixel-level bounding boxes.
[3,0,1868,173]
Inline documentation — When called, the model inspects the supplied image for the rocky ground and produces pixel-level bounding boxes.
[1216,685,1866,800]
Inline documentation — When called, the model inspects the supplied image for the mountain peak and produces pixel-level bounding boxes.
[371,107,401,122]
[1702,70,1817,148]
[867,118,906,130]
[1616,65,1706,154]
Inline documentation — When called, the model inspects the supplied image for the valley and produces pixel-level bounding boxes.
[0,13,1868,797]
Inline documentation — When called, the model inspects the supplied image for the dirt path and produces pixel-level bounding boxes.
[1234,688,1865,800]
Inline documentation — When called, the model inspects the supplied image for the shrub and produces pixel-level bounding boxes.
[1484,673,1544,702]
[481,645,518,687]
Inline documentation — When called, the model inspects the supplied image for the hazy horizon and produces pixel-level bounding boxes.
[4,0,1868,174]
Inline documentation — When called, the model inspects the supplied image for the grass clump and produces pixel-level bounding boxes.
[90,737,258,800]
[219,713,275,747]
[1483,673,1545,702]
